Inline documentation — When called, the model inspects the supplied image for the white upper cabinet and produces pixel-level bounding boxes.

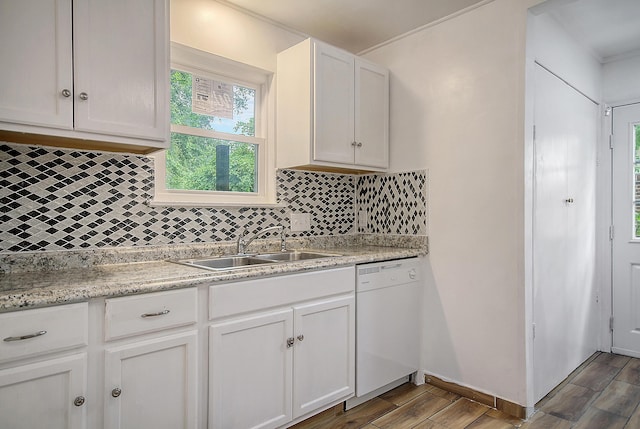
[313,43,356,165]
[354,61,389,168]
[277,39,389,172]
[0,0,169,153]
[73,0,168,142]
[0,0,73,129]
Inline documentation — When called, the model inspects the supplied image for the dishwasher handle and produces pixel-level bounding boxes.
[380,263,402,270]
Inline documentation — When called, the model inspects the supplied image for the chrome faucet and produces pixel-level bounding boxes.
[237,225,286,254]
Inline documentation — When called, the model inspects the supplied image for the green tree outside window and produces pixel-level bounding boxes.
[167,70,257,193]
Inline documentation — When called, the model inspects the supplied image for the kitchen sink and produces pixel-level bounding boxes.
[255,251,341,262]
[177,255,275,271]
[174,251,341,271]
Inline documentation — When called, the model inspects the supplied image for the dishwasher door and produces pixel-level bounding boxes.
[355,258,421,397]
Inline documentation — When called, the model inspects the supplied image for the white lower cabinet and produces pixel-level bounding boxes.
[0,302,89,429]
[103,331,198,429]
[209,290,355,429]
[1,266,358,429]
[292,295,355,418]
[210,309,293,429]
[0,353,87,429]
[101,288,198,429]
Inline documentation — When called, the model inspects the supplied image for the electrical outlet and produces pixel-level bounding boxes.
[358,210,368,229]
[290,212,311,232]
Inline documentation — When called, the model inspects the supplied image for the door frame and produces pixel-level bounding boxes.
[602,99,640,355]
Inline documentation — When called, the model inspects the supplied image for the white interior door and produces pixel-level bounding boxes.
[612,103,640,357]
[532,64,599,402]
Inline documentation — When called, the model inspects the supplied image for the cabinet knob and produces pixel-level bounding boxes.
[111,387,122,398]
[286,337,295,348]
[356,142,363,147]
[297,334,304,342]
[565,198,574,203]
[79,92,89,101]
[351,141,357,147]
[61,89,71,98]
[73,396,85,407]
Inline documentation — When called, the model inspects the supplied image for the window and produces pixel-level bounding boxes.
[153,43,276,206]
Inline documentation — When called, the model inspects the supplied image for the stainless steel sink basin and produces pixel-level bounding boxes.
[174,251,341,272]
[255,251,341,262]
[177,255,275,271]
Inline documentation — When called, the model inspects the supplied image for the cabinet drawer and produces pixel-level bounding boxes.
[105,288,197,341]
[0,303,88,363]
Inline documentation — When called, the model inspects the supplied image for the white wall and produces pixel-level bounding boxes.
[170,0,304,72]
[603,55,640,105]
[363,0,542,406]
[527,13,602,101]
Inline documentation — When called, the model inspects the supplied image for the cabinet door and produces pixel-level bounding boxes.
[73,0,168,141]
[354,59,389,168]
[104,331,197,429]
[293,295,355,419]
[0,353,87,429]
[0,0,73,129]
[210,309,293,429]
[313,42,355,165]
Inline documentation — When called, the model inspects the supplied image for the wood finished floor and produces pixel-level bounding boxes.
[291,352,640,429]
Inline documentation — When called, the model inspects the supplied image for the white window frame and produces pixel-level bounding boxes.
[152,43,277,207]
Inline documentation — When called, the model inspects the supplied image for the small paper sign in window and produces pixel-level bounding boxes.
[192,76,233,119]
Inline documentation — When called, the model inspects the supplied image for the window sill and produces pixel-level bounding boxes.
[147,198,285,209]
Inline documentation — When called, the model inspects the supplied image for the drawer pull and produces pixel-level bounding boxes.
[3,330,47,342]
[140,309,170,318]
[112,387,122,398]
[73,396,85,407]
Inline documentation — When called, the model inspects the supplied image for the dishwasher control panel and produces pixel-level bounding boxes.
[356,258,421,292]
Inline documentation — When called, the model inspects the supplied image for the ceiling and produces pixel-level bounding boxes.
[544,0,640,61]
[219,0,640,60]
[217,0,486,53]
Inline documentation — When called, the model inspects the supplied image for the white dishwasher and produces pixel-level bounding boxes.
[346,257,421,409]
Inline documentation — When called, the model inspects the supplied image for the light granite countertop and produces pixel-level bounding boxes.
[0,243,425,312]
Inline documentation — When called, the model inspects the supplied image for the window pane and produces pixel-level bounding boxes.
[166,132,257,193]
[170,70,255,136]
[636,124,640,162]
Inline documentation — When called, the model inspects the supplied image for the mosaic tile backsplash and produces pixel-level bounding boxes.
[0,142,426,252]
[356,172,427,235]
